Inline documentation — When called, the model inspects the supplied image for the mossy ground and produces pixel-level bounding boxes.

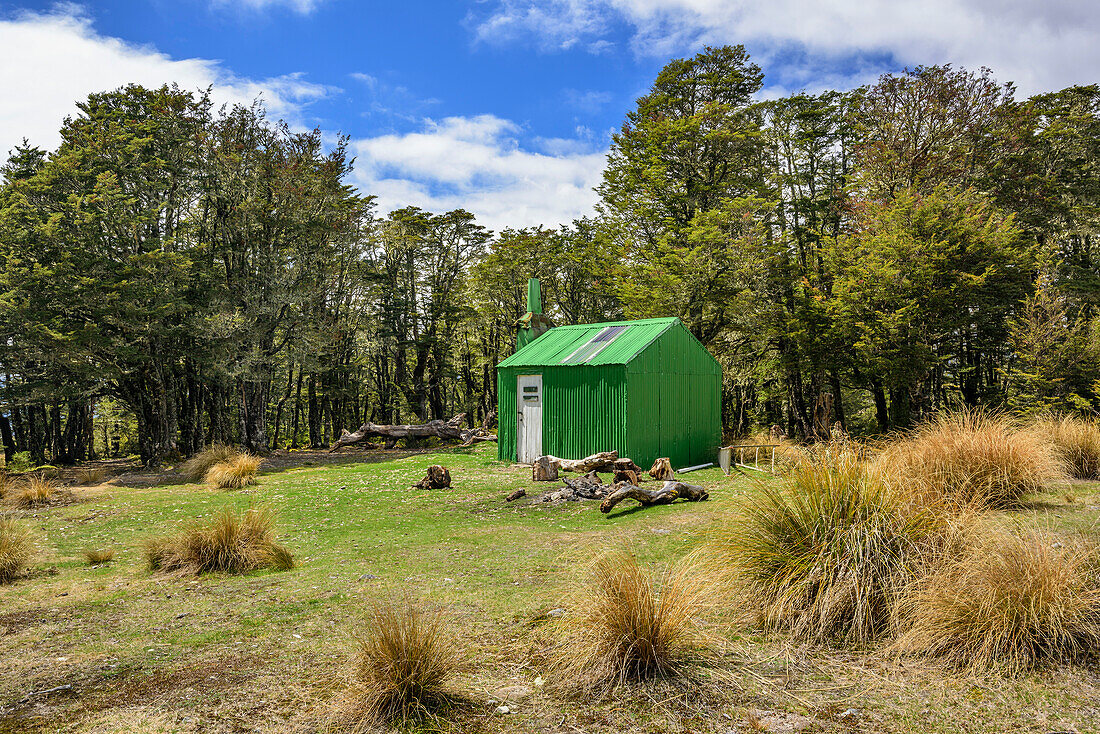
[2,444,1098,733]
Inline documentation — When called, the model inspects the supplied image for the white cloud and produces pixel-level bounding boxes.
[474,0,1100,95]
[212,0,323,14]
[0,7,335,158]
[0,6,607,230]
[350,114,606,231]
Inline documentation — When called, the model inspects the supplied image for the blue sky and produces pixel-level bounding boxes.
[1,1,1097,229]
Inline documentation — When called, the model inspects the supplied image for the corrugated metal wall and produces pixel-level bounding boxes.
[498,365,629,462]
[625,321,721,467]
[498,320,720,467]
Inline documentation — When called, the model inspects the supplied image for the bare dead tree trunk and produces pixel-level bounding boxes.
[599,481,709,514]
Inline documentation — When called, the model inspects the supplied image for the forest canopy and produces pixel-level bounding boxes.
[1,47,1098,464]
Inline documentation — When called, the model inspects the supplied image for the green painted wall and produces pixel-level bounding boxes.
[497,319,721,468]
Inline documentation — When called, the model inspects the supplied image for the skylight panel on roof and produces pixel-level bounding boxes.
[593,325,627,342]
[559,325,631,364]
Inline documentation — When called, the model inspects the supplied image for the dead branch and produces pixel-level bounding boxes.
[599,480,709,514]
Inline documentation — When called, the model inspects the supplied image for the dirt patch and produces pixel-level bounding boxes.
[0,653,269,733]
[0,607,65,637]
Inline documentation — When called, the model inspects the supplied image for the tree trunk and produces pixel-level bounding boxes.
[238,378,269,454]
[538,451,618,473]
[0,414,16,463]
[290,369,303,448]
[331,413,474,451]
[307,373,323,448]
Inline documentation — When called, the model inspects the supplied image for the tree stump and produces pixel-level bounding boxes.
[612,458,643,486]
[414,465,451,490]
[648,457,674,481]
[532,455,560,482]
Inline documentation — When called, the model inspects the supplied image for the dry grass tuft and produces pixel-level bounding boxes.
[0,517,36,583]
[11,476,58,508]
[1031,414,1100,480]
[549,550,718,691]
[335,598,464,726]
[179,443,240,482]
[713,454,937,645]
[205,454,261,490]
[75,466,107,485]
[897,528,1100,673]
[876,410,1064,510]
[0,471,10,500]
[144,506,293,575]
[84,548,116,565]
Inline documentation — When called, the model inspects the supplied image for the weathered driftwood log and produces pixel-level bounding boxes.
[331,413,496,451]
[613,458,644,485]
[537,451,618,472]
[506,488,526,502]
[460,427,498,446]
[648,457,674,481]
[414,465,452,490]
[599,480,709,514]
[532,455,561,482]
[537,472,611,503]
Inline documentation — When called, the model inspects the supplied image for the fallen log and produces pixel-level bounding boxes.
[506,488,526,502]
[599,480,709,514]
[537,451,618,473]
[332,413,496,451]
[532,455,560,482]
[414,465,451,490]
[648,457,674,481]
[460,427,498,446]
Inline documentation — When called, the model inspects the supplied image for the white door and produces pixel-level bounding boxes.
[517,374,543,462]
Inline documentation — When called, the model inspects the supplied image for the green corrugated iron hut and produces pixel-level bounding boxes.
[497,314,722,469]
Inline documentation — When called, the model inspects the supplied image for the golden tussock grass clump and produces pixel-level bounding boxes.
[84,548,115,565]
[876,410,1064,510]
[0,517,36,583]
[335,598,464,726]
[1030,414,1100,480]
[549,550,718,691]
[713,454,938,645]
[75,466,107,486]
[896,527,1100,673]
[11,476,59,509]
[0,471,10,500]
[144,506,293,575]
[205,454,261,490]
[178,443,240,482]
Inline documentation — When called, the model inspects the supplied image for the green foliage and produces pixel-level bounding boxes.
[832,186,1032,426]
[6,452,31,472]
[1006,284,1100,414]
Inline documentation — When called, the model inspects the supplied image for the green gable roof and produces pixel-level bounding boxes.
[498,317,680,368]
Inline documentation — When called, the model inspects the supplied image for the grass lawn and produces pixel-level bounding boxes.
[2,444,1100,733]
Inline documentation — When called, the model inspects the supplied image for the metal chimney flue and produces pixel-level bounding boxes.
[516,277,551,351]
